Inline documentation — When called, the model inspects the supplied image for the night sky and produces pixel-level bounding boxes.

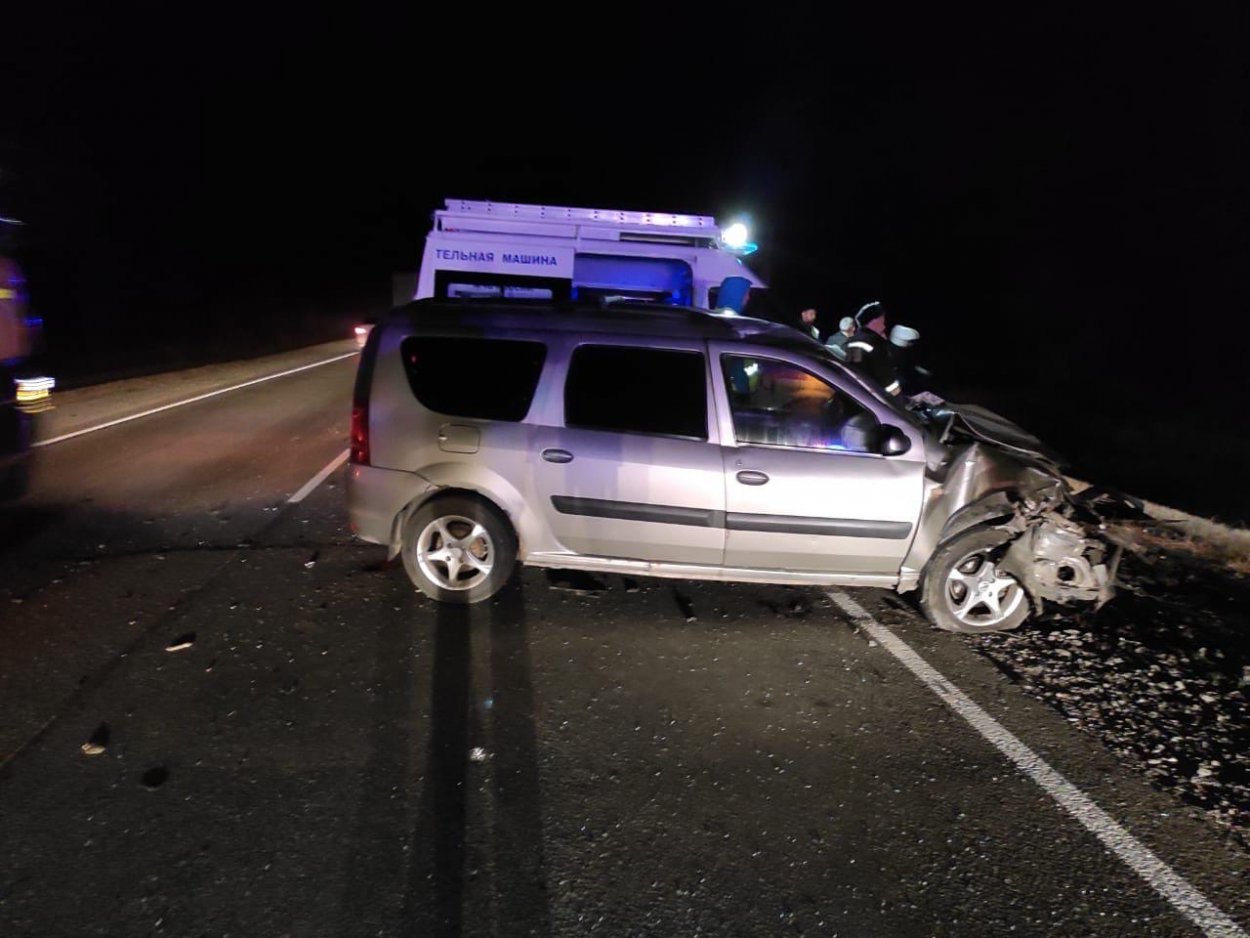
[4,5,1248,519]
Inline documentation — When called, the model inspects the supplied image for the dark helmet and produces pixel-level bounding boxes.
[855,300,886,327]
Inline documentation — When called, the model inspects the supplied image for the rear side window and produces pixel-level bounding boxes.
[565,345,707,439]
[401,336,547,421]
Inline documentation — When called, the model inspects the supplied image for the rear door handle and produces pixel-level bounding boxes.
[541,448,574,464]
[736,470,769,486]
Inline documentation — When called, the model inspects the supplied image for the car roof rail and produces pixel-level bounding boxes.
[389,296,817,344]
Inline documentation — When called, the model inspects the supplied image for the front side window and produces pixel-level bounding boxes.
[401,336,547,421]
[721,355,879,452]
[565,345,707,439]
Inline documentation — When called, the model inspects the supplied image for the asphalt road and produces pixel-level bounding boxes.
[0,343,1247,938]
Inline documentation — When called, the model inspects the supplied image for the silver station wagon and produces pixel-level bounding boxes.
[347,299,1121,632]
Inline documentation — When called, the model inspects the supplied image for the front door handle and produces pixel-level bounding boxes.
[736,470,769,486]
[541,448,575,464]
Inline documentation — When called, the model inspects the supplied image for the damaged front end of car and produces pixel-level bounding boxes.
[996,471,1122,615]
[902,402,1130,629]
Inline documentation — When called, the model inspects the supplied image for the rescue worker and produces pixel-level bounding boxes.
[799,307,820,341]
[856,300,888,338]
[825,316,858,360]
[844,300,903,395]
[888,323,928,394]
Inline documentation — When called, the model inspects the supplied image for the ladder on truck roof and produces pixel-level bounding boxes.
[436,199,723,247]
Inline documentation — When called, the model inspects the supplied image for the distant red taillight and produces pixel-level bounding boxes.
[350,404,369,465]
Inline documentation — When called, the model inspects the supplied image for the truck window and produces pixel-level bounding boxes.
[571,255,693,305]
[433,271,570,302]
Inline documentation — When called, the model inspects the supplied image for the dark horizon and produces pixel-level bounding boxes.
[3,5,1248,520]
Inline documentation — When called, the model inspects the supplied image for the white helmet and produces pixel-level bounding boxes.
[889,324,919,348]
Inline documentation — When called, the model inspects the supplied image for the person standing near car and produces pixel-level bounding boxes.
[845,300,902,395]
[888,323,930,394]
[855,300,888,338]
[825,316,858,360]
[798,307,821,341]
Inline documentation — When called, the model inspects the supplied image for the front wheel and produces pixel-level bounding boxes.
[400,495,517,604]
[920,525,1031,633]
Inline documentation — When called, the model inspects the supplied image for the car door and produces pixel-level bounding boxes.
[530,338,726,566]
[711,344,926,575]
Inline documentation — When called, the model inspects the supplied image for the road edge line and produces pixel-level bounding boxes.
[34,352,359,448]
[826,589,1247,938]
[289,449,350,504]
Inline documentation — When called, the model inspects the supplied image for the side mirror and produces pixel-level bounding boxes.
[879,425,911,456]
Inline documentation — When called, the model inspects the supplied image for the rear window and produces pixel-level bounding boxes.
[401,336,547,421]
[564,345,707,439]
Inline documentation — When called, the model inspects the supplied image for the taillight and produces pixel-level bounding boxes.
[350,404,369,465]
[350,325,380,466]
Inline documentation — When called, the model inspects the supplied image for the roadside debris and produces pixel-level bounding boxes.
[165,633,196,653]
[304,551,319,569]
[80,723,110,756]
[965,545,1250,848]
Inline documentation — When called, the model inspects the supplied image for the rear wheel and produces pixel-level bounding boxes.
[920,525,1031,633]
[400,495,516,604]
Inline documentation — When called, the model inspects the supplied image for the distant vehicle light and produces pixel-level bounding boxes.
[15,375,54,401]
[15,375,55,413]
[722,222,749,250]
[354,324,372,348]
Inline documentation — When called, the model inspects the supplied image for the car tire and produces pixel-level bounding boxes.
[400,494,516,604]
[920,524,1032,633]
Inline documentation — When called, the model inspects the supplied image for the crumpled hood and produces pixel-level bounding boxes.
[926,402,1065,467]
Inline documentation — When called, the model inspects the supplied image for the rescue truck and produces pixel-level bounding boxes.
[403,199,767,308]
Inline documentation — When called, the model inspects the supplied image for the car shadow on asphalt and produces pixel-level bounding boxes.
[484,578,552,936]
[338,575,551,937]
[404,600,473,936]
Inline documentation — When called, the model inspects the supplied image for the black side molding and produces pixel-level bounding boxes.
[551,496,723,528]
[725,513,912,540]
[550,496,912,539]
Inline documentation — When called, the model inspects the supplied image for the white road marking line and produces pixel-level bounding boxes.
[34,352,359,448]
[288,448,349,504]
[826,590,1247,938]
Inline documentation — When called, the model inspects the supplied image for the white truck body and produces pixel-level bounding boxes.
[411,199,765,308]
